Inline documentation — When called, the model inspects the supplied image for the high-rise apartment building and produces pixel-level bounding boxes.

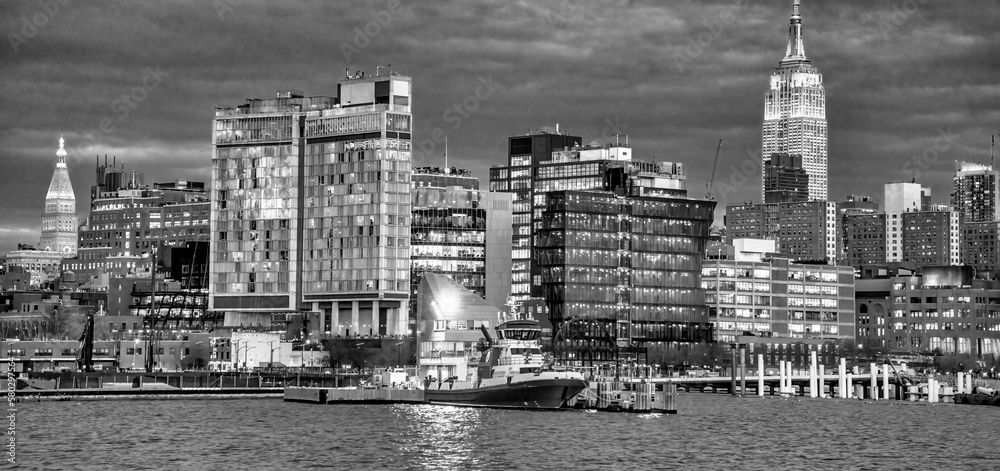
[763,153,808,204]
[951,161,1000,223]
[962,221,1000,276]
[39,136,78,256]
[210,72,413,336]
[884,181,932,262]
[536,190,715,366]
[725,201,840,264]
[762,1,827,201]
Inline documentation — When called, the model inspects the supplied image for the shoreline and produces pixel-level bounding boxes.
[15,392,283,402]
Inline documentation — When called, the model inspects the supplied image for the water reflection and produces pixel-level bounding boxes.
[391,404,502,470]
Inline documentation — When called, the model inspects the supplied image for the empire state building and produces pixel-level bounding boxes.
[762,0,827,201]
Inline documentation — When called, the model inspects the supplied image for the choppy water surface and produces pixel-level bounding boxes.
[17,394,1000,470]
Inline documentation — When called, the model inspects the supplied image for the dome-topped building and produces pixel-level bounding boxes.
[39,135,78,256]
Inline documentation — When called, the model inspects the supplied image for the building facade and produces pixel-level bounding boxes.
[410,166,513,328]
[489,129,688,308]
[856,267,1000,357]
[703,254,855,344]
[536,190,715,366]
[763,153,808,204]
[725,201,840,264]
[951,161,1000,223]
[39,136,79,256]
[762,1,827,201]
[211,72,413,336]
[962,221,1000,276]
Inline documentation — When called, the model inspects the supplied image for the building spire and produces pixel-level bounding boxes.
[56,134,68,167]
[782,0,807,64]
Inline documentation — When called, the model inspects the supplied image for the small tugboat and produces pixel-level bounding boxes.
[423,318,588,410]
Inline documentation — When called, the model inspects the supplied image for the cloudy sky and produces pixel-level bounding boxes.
[2,0,999,254]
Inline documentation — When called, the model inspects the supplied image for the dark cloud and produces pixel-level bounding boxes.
[1,0,998,254]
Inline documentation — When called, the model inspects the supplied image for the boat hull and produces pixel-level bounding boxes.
[424,378,587,410]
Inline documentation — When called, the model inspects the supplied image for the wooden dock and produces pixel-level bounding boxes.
[285,387,424,404]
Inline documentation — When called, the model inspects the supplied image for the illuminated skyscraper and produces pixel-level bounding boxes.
[39,136,78,256]
[762,0,827,201]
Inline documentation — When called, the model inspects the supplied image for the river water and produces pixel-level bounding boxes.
[15,394,1000,470]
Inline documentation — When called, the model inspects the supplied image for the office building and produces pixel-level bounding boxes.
[39,136,79,256]
[762,1,827,201]
[211,71,413,336]
[951,161,1000,223]
[535,190,716,366]
[68,159,209,284]
[410,166,513,329]
[703,239,855,344]
[489,128,687,307]
[763,153,808,204]
[845,213,887,268]
[855,266,1000,356]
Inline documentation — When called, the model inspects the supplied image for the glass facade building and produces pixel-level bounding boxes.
[489,127,689,337]
[536,190,715,366]
[210,74,413,336]
[410,167,513,329]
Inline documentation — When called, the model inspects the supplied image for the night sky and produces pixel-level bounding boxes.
[2,0,999,254]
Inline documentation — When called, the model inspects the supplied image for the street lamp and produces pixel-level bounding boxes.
[237,344,256,371]
[268,340,280,368]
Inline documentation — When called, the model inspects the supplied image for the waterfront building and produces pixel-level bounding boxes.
[703,239,855,344]
[410,166,513,331]
[855,266,1000,357]
[724,201,840,264]
[210,71,413,336]
[488,127,687,318]
[951,161,1000,223]
[763,153,808,204]
[39,136,79,256]
[762,0,827,201]
[535,190,715,366]
[414,272,501,381]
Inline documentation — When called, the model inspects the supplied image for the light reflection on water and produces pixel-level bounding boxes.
[17,394,1000,470]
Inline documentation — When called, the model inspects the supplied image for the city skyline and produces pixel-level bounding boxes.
[3,0,999,255]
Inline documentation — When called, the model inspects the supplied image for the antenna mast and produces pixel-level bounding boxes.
[706,139,723,200]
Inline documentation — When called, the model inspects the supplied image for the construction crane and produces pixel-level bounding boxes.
[705,139,723,199]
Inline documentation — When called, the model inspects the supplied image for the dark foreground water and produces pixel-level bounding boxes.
[14,394,1000,470]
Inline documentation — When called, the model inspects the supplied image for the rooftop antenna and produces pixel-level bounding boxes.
[992,133,995,169]
[444,135,448,170]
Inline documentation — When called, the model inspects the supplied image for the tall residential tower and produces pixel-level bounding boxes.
[762,0,827,201]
